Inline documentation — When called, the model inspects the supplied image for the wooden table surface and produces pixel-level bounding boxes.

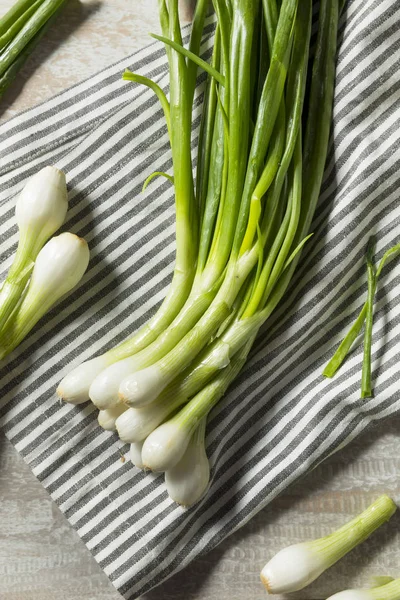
[0,2,399,599]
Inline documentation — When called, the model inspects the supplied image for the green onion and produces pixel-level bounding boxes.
[0,0,66,78]
[0,232,89,360]
[326,578,400,600]
[0,0,66,97]
[164,418,210,507]
[260,495,397,594]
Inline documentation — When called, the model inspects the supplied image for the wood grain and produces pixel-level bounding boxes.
[0,1,399,599]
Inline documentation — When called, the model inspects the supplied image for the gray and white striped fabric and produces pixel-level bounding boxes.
[1,1,400,597]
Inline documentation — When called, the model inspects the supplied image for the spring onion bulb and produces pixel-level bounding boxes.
[260,495,397,594]
[115,404,169,444]
[142,419,192,472]
[57,355,112,405]
[165,419,209,507]
[98,405,127,431]
[326,579,400,600]
[0,166,68,334]
[0,232,89,359]
[130,441,145,469]
[89,355,140,409]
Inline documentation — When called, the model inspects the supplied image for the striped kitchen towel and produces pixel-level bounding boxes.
[1,1,400,598]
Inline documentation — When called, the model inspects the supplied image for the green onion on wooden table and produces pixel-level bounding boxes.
[326,578,400,600]
[0,0,68,97]
[260,495,397,594]
[59,0,342,505]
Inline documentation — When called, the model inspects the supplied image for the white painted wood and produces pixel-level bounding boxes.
[0,1,399,599]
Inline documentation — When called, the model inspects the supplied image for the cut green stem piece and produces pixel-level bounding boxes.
[260,495,397,594]
[150,32,226,86]
[361,237,377,399]
[323,241,400,379]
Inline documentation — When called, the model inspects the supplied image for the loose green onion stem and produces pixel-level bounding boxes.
[361,237,377,398]
[324,241,400,378]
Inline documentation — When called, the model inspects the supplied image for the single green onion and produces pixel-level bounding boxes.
[0,232,89,360]
[164,418,210,507]
[260,495,397,594]
[326,578,400,600]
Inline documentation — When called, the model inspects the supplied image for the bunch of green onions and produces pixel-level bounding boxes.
[0,0,67,97]
[0,166,89,360]
[59,0,340,506]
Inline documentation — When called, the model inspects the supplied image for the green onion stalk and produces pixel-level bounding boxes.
[0,0,68,96]
[58,0,342,505]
